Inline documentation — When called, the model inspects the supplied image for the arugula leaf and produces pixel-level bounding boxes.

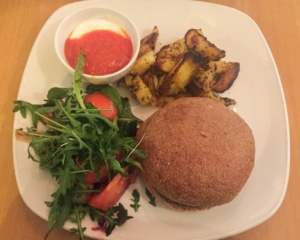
[119,97,142,121]
[130,189,141,212]
[69,205,87,240]
[115,203,133,225]
[89,203,133,236]
[145,188,156,207]
[46,193,88,240]
[13,101,42,127]
[47,87,72,100]
[46,191,73,231]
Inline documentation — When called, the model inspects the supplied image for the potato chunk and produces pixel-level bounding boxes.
[185,29,225,60]
[155,38,187,72]
[159,52,207,96]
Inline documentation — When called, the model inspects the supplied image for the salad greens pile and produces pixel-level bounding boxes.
[13,53,145,239]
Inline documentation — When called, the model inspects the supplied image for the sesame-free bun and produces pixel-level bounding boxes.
[136,97,255,211]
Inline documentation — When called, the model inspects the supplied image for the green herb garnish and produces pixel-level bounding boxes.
[130,189,141,212]
[90,203,133,236]
[145,188,156,207]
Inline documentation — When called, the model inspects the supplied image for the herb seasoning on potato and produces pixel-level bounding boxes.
[121,26,239,107]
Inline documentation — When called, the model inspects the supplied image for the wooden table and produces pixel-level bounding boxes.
[1,0,299,239]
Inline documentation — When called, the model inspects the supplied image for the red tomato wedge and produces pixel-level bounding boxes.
[113,149,124,160]
[128,166,138,184]
[88,167,136,211]
[84,93,118,120]
[84,166,109,184]
[84,150,124,184]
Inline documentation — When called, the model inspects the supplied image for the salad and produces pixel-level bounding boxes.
[13,53,146,239]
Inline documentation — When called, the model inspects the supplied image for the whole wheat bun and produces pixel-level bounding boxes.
[136,97,255,211]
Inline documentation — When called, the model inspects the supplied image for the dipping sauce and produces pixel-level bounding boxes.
[64,19,133,76]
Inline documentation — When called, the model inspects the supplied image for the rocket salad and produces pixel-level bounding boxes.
[13,53,145,239]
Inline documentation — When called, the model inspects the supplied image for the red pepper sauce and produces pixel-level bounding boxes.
[64,29,133,75]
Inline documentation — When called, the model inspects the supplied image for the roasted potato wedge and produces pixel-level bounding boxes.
[130,50,156,76]
[185,29,225,61]
[138,26,159,58]
[192,61,240,92]
[130,26,159,75]
[187,80,236,106]
[155,38,187,72]
[125,74,155,105]
[213,62,240,93]
[159,52,208,96]
[123,26,160,102]
[191,62,216,92]
[199,90,236,106]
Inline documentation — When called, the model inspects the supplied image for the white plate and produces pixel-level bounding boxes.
[13,0,290,239]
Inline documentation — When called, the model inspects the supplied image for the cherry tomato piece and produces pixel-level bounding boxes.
[113,149,124,160]
[84,93,118,120]
[84,166,109,184]
[88,171,131,211]
[84,149,123,184]
[128,167,138,184]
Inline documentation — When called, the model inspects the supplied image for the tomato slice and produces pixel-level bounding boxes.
[84,166,109,184]
[128,166,138,184]
[88,167,135,211]
[88,173,130,211]
[113,149,124,160]
[84,93,118,120]
[84,149,124,184]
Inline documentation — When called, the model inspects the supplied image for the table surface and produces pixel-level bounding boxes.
[1,0,300,239]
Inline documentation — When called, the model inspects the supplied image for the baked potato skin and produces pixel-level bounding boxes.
[213,62,240,93]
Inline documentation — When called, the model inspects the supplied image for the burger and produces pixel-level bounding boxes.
[136,97,255,211]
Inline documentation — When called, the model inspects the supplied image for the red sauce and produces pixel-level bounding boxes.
[64,29,133,75]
